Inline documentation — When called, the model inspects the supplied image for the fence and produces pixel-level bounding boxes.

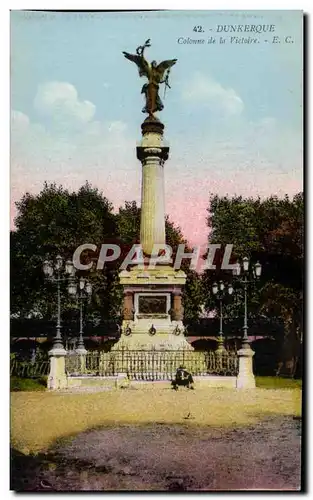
[10,358,50,378]
[65,349,238,380]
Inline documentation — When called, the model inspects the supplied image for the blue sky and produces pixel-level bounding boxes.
[11,10,303,244]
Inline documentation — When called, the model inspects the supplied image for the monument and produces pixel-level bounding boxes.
[113,40,192,351]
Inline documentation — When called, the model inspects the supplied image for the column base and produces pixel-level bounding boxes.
[236,345,256,389]
[47,348,68,390]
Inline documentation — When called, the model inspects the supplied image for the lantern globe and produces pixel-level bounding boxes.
[43,260,53,277]
[232,262,241,276]
[68,283,77,296]
[255,261,262,277]
[65,260,75,276]
[242,256,249,272]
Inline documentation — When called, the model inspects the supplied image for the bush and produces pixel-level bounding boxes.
[255,376,302,389]
[10,377,47,392]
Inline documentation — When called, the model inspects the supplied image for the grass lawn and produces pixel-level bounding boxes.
[256,376,302,389]
[11,386,301,455]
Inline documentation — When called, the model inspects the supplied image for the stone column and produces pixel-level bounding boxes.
[137,119,169,256]
[123,292,134,320]
[173,293,183,321]
[236,345,256,389]
[76,346,88,373]
[47,347,67,390]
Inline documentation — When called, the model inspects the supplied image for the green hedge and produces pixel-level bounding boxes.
[255,376,302,389]
[10,376,47,392]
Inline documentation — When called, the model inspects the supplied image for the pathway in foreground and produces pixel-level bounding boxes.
[11,415,301,491]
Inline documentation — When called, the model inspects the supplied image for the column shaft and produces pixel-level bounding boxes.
[173,294,183,321]
[123,293,133,320]
[140,156,166,256]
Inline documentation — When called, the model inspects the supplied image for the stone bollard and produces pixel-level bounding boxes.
[236,345,256,389]
[47,347,68,390]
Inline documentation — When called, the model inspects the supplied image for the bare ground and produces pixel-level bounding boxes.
[11,415,301,491]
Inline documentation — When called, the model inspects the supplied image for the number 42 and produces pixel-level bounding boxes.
[193,26,204,33]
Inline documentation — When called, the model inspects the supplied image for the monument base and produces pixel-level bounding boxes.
[118,265,192,351]
[113,328,193,351]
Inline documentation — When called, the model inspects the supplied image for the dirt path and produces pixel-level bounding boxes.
[11,416,301,491]
[11,388,301,453]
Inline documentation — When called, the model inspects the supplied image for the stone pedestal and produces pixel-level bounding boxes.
[236,345,256,389]
[47,347,67,390]
[116,265,192,351]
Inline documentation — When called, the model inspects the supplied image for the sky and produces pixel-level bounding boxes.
[10,10,303,246]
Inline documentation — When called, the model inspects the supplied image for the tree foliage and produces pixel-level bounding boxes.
[11,182,117,319]
[11,186,203,323]
[203,192,304,349]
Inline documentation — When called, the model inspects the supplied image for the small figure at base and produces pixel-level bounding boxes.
[171,365,194,390]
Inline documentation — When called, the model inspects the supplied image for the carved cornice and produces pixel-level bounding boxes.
[141,117,164,135]
[137,145,169,163]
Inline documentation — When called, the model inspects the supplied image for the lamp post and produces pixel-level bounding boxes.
[232,257,262,349]
[68,275,92,352]
[212,280,234,352]
[43,255,76,351]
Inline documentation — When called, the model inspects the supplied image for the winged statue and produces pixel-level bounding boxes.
[122,39,177,117]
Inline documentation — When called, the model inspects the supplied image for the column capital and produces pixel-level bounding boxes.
[137,145,169,163]
[141,116,164,135]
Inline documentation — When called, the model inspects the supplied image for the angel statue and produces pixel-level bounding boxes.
[122,39,177,117]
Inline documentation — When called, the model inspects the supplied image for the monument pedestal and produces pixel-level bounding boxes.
[114,265,193,351]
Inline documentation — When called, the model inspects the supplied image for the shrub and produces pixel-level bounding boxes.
[10,377,47,392]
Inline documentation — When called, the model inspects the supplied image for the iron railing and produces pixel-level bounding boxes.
[65,349,238,380]
[10,359,50,378]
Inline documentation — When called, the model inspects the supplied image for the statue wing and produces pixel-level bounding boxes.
[122,51,150,78]
[156,59,177,79]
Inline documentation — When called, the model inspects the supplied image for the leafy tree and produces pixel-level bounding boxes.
[116,201,141,245]
[11,182,117,320]
[183,270,204,325]
[11,189,204,325]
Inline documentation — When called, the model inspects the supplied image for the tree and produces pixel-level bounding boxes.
[11,182,117,320]
[11,189,204,325]
[202,192,304,349]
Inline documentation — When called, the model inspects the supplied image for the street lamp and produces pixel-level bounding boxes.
[68,274,92,352]
[212,280,234,352]
[232,257,262,349]
[42,255,75,351]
